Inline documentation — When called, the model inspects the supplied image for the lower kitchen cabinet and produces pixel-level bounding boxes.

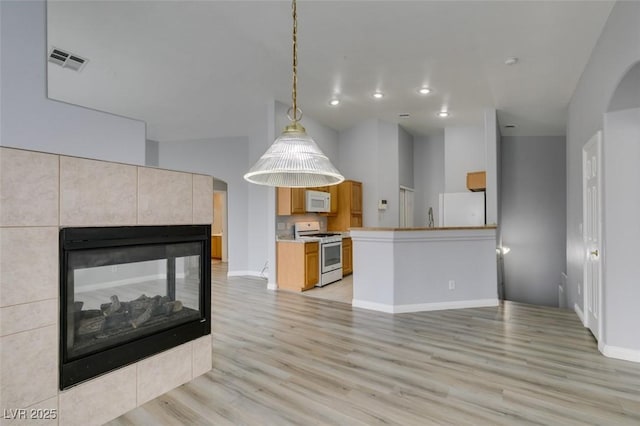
[342,237,352,276]
[211,235,222,259]
[276,241,319,291]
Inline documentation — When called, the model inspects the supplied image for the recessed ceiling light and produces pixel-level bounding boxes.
[504,57,519,66]
[329,99,340,106]
[418,87,431,95]
[438,111,449,118]
[373,91,384,99]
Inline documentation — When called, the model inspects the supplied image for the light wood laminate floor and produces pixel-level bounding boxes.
[108,262,640,425]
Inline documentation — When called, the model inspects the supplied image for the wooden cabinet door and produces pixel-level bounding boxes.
[342,238,352,276]
[305,250,319,289]
[328,185,339,215]
[211,236,222,259]
[350,182,362,214]
[291,188,306,214]
[350,214,362,228]
[277,187,306,215]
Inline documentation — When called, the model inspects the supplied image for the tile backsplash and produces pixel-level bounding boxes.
[276,214,327,238]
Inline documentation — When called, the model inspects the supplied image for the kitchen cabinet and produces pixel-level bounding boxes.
[467,171,486,192]
[276,241,319,291]
[277,187,306,215]
[342,237,352,276]
[327,180,363,231]
[211,235,222,259]
[317,185,339,216]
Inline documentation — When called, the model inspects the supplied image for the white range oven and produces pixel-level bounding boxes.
[294,221,343,286]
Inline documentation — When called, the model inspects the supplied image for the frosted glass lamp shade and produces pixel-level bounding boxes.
[244,124,344,188]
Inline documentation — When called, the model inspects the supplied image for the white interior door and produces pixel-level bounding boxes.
[583,131,602,340]
[399,187,414,227]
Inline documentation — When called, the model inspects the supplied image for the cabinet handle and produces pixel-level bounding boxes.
[590,249,599,257]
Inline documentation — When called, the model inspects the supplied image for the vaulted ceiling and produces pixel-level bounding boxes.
[47,0,615,142]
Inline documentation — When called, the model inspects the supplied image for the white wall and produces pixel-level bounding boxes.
[0,0,146,165]
[603,107,640,351]
[338,119,406,228]
[566,1,640,358]
[338,119,379,227]
[398,126,414,189]
[501,136,566,307]
[484,109,499,225]
[377,120,400,227]
[444,126,485,193]
[158,137,250,274]
[414,132,445,227]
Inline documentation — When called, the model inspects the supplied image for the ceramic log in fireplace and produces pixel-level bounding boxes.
[59,225,211,389]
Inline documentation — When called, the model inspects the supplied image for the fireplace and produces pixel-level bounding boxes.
[59,225,211,389]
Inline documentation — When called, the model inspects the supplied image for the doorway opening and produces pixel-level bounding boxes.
[213,179,228,263]
[399,186,415,228]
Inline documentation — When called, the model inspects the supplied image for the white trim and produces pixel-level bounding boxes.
[574,303,586,325]
[267,282,278,291]
[352,300,395,313]
[582,130,603,341]
[600,343,640,363]
[227,270,264,278]
[352,298,499,314]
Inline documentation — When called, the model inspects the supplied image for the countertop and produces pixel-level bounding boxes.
[350,225,497,232]
[276,232,351,243]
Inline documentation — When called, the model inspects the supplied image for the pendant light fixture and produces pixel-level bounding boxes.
[244,0,344,188]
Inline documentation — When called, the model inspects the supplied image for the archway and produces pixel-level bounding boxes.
[600,61,640,360]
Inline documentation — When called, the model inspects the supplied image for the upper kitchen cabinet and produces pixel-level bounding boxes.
[277,187,306,215]
[317,185,338,216]
[328,180,363,231]
[466,171,486,192]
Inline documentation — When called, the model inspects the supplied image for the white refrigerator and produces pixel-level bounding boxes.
[438,192,485,227]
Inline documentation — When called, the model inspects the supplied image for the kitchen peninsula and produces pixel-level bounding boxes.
[350,226,498,313]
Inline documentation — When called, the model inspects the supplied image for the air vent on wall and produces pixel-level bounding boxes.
[48,47,88,72]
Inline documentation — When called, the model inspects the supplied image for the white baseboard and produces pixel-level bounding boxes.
[574,303,585,325]
[351,300,395,313]
[352,298,499,314]
[227,270,264,278]
[600,342,640,363]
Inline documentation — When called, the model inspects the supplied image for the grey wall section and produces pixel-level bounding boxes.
[603,107,640,350]
[377,121,400,227]
[398,126,414,189]
[566,0,640,320]
[501,136,566,307]
[484,109,499,225]
[158,137,250,274]
[0,1,146,165]
[608,63,640,112]
[338,119,405,228]
[145,140,159,166]
[413,132,445,227]
[338,119,379,228]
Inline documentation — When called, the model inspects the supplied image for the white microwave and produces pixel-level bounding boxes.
[306,190,331,213]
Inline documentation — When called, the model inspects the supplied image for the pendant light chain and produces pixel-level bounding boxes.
[243,0,344,187]
[291,0,298,123]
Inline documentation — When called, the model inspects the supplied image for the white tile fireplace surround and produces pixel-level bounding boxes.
[0,147,213,426]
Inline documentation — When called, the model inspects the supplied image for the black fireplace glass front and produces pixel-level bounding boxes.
[60,225,211,389]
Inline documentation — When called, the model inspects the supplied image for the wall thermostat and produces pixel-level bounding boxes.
[378,199,388,210]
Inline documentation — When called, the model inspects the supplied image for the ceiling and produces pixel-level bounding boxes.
[47,1,615,142]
